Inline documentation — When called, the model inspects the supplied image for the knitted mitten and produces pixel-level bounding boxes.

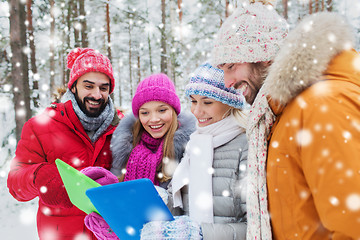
[81,166,119,185]
[85,212,119,240]
[34,164,73,208]
[140,215,203,240]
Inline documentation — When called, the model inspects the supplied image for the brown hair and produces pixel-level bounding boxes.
[131,109,179,182]
[53,86,68,103]
[250,61,271,86]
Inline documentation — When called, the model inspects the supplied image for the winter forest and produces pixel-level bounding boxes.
[0,0,359,239]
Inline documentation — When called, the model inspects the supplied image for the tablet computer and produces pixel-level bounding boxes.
[86,178,174,240]
[55,159,101,214]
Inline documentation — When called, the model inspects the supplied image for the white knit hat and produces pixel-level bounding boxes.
[211,0,288,67]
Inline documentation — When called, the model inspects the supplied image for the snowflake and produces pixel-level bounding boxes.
[19,207,36,225]
[195,192,212,210]
[295,129,313,147]
[346,193,360,211]
[353,55,360,71]
[329,196,340,206]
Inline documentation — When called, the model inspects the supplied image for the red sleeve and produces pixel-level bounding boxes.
[7,119,47,201]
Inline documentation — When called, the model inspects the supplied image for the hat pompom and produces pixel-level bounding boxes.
[66,48,94,69]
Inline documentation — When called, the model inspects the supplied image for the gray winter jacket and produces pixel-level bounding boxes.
[110,112,196,188]
[168,132,248,240]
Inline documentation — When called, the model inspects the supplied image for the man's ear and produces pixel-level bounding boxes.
[70,81,77,94]
[264,60,272,67]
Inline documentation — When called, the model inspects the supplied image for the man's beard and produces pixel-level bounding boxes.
[246,75,262,105]
[73,88,108,117]
[233,75,261,105]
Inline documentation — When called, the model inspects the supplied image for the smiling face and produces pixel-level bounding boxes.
[219,62,264,105]
[139,101,174,139]
[71,72,110,117]
[190,95,231,127]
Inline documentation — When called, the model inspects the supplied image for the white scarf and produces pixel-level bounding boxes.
[246,89,276,240]
[172,114,245,224]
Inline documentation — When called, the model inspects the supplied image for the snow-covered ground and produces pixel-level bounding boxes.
[1,170,39,240]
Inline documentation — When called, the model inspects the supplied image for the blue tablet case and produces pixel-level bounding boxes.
[86,178,174,240]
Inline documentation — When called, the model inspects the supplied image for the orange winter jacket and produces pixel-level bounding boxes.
[266,49,360,239]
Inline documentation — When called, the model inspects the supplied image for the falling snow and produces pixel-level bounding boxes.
[346,194,360,211]
[329,196,340,206]
[1,0,360,239]
[295,129,313,147]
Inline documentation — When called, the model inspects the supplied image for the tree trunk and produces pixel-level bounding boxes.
[326,0,332,11]
[225,0,230,18]
[128,21,133,98]
[65,0,72,84]
[282,0,288,19]
[79,0,88,47]
[315,0,319,12]
[146,1,153,73]
[160,0,167,74]
[118,63,122,106]
[309,0,313,14]
[49,0,55,97]
[66,0,71,48]
[233,0,237,8]
[106,0,112,61]
[177,0,182,23]
[169,2,178,85]
[147,34,153,73]
[26,0,39,108]
[9,0,32,142]
[72,0,80,47]
[137,55,141,84]
[105,0,114,101]
[60,0,68,86]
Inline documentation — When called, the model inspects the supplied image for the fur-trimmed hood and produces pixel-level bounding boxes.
[110,112,196,176]
[262,12,356,105]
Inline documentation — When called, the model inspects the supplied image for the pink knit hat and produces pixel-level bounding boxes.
[132,73,181,117]
[67,48,115,94]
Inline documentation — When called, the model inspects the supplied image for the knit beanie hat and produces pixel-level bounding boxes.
[185,63,246,109]
[132,73,181,117]
[67,48,115,94]
[211,0,288,67]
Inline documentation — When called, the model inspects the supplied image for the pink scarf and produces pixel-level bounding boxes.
[124,131,164,185]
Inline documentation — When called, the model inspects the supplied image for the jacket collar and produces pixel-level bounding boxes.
[48,100,118,138]
[261,12,357,108]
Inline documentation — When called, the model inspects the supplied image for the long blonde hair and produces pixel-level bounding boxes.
[231,107,248,128]
[131,109,179,182]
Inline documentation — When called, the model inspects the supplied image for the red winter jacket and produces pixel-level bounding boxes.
[7,100,120,240]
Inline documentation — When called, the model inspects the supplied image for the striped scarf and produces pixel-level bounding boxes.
[62,90,114,142]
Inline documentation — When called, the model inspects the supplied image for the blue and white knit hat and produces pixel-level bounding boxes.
[185,63,246,109]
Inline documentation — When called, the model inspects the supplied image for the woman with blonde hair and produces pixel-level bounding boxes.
[141,63,249,240]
